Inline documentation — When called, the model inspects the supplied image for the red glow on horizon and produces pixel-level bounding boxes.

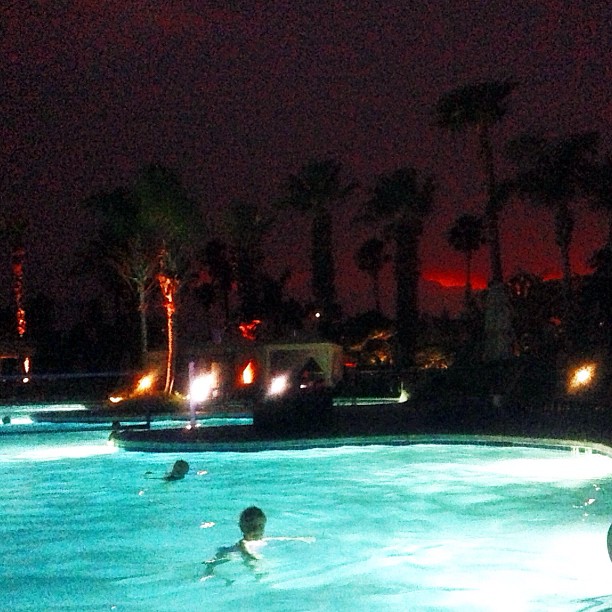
[423,270,487,290]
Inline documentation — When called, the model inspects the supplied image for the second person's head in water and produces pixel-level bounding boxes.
[165,460,190,481]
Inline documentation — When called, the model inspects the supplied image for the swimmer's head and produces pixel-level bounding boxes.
[239,506,266,541]
[167,460,189,480]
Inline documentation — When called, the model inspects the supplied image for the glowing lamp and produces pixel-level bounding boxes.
[190,372,216,403]
[135,373,155,395]
[568,363,596,393]
[269,374,289,396]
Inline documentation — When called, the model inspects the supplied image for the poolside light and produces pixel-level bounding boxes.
[22,356,30,383]
[568,363,596,393]
[190,372,216,403]
[135,373,155,394]
[241,360,256,385]
[269,374,289,396]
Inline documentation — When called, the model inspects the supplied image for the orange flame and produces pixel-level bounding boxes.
[241,360,255,385]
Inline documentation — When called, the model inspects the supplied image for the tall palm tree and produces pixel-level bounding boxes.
[201,239,234,324]
[282,158,356,327]
[134,164,203,393]
[446,213,486,310]
[586,153,612,248]
[222,198,273,323]
[84,168,203,387]
[355,238,389,313]
[436,79,516,284]
[508,131,599,315]
[436,79,517,361]
[364,167,435,368]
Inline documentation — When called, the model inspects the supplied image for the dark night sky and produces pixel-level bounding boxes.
[1,1,610,323]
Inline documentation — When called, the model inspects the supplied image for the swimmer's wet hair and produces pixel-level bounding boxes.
[172,460,189,475]
[240,506,266,524]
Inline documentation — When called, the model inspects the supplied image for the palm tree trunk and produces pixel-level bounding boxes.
[137,284,148,368]
[479,125,504,284]
[464,251,473,309]
[555,204,575,316]
[483,283,514,361]
[158,274,178,394]
[479,124,513,361]
[164,309,175,394]
[394,223,420,368]
[373,273,381,313]
[312,210,336,316]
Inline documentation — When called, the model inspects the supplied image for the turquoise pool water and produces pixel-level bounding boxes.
[2,431,612,611]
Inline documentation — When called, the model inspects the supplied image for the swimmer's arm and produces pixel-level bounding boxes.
[266,536,316,543]
[201,551,232,579]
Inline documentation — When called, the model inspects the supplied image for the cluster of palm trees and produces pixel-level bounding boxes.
[82,165,203,391]
[63,79,612,379]
[3,79,611,383]
[440,83,611,361]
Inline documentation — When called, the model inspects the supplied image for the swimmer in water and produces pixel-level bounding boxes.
[201,507,314,583]
[145,459,189,481]
[164,459,189,480]
[236,506,267,559]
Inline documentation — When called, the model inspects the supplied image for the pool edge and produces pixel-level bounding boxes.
[108,430,612,456]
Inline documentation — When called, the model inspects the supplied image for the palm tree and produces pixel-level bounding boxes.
[586,152,612,248]
[282,158,356,327]
[436,79,517,361]
[354,237,389,313]
[222,198,273,323]
[364,167,435,368]
[83,188,158,367]
[446,213,485,310]
[134,164,203,393]
[85,166,203,391]
[508,131,599,316]
[201,239,234,324]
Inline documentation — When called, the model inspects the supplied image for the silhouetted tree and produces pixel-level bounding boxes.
[86,166,204,389]
[446,213,485,310]
[281,158,356,329]
[586,153,612,248]
[199,239,234,323]
[134,164,204,392]
[508,131,599,318]
[436,79,517,361]
[222,198,272,322]
[364,167,435,368]
[354,238,389,313]
[83,188,160,367]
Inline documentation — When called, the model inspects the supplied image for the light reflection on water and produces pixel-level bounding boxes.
[2,432,612,611]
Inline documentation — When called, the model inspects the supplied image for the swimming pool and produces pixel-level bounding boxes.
[2,430,612,611]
